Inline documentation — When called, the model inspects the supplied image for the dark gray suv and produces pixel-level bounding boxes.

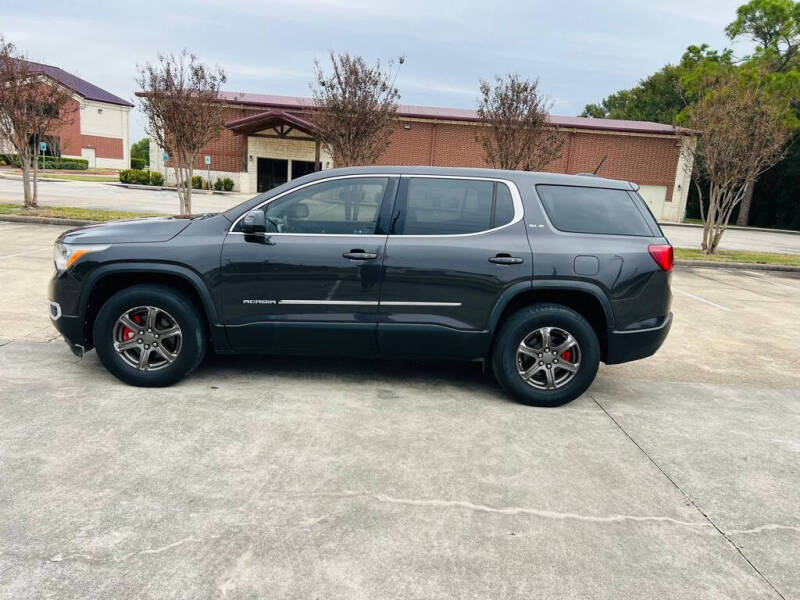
[49,166,672,406]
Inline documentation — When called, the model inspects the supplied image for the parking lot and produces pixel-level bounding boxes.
[1,221,799,599]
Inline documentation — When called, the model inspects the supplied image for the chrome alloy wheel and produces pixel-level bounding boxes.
[113,306,182,371]
[516,326,581,390]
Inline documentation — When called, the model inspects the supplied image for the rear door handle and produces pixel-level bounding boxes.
[489,254,524,265]
[343,249,378,260]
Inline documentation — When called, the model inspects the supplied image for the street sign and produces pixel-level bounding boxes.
[204,155,211,165]
[162,152,169,162]
[40,141,47,152]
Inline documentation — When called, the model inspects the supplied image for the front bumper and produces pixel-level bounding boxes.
[48,270,92,353]
[605,312,672,365]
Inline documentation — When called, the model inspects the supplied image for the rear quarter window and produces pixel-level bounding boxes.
[536,184,654,236]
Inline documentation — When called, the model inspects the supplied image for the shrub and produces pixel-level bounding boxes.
[119,169,153,185]
[131,157,146,170]
[149,171,164,186]
[191,175,204,189]
[222,177,234,191]
[213,178,223,191]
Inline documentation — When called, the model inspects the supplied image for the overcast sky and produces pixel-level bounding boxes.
[3,0,753,143]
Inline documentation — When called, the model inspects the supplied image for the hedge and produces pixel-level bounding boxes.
[1,153,89,170]
[130,157,147,170]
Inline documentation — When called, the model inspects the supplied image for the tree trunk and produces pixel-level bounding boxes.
[32,149,39,208]
[20,156,32,208]
[735,180,755,227]
[185,164,193,216]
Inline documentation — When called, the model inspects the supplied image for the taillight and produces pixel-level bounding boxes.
[648,244,674,271]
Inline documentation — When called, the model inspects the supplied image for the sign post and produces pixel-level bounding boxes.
[162,152,168,186]
[40,141,47,173]
[204,155,211,190]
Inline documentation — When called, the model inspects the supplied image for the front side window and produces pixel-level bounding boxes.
[264,177,388,235]
[402,178,514,235]
[536,184,653,236]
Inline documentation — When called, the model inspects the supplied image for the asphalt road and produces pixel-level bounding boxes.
[1,222,799,599]
[1,176,799,254]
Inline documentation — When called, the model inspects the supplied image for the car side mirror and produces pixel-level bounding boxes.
[241,209,266,234]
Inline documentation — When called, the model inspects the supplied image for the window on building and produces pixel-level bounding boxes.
[535,185,653,236]
[402,178,514,235]
[265,177,388,235]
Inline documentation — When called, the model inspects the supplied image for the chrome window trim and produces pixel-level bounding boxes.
[228,174,397,235]
[227,172,524,238]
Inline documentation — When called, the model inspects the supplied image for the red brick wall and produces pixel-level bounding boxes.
[377,120,680,201]
[196,107,682,200]
[52,98,124,160]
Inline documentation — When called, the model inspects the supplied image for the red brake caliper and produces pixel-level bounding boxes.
[122,314,142,341]
[561,350,571,362]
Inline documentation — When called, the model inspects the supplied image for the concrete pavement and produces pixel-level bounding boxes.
[1,222,799,598]
[2,177,800,254]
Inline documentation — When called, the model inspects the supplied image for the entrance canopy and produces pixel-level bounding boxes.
[224,109,318,138]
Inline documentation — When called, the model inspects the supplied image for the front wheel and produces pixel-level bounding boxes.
[492,304,600,407]
[93,284,205,387]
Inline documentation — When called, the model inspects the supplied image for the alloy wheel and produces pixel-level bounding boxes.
[516,326,581,390]
[113,306,182,371]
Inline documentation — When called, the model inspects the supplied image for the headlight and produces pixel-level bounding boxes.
[54,242,110,271]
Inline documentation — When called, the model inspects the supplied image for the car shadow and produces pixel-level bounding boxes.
[195,351,504,397]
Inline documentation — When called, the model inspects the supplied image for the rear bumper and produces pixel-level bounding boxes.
[605,312,672,365]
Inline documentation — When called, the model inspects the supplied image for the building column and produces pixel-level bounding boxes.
[662,136,696,222]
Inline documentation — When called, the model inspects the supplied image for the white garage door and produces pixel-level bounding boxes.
[636,185,668,220]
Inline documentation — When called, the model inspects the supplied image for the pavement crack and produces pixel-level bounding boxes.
[271,490,711,528]
[728,524,800,535]
[589,392,787,600]
[47,535,218,564]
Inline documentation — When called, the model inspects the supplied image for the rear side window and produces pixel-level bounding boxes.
[536,185,653,236]
[402,178,515,235]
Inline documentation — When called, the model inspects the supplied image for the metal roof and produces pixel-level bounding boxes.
[214,91,692,136]
[23,60,133,107]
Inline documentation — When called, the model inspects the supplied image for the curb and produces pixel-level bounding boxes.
[660,221,800,236]
[675,259,800,272]
[109,183,240,196]
[0,214,98,226]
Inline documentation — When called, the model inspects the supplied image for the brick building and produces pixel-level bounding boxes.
[146,92,695,221]
[25,61,132,169]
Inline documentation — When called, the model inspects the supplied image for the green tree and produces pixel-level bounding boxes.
[726,0,800,72]
[580,45,734,125]
[130,137,149,165]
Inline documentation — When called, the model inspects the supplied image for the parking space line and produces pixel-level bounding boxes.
[673,288,732,312]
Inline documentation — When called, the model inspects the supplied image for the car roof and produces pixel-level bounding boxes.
[303,165,633,189]
[221,166,634,222]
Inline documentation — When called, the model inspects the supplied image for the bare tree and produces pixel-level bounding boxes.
[685,78,792,253]
[137,51,226,215]
[311,52,402,166]
[476,74,563,171]
[0,39,73,208]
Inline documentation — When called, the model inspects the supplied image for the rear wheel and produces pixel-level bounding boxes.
[93,284,205,387]
[492,304,600,407]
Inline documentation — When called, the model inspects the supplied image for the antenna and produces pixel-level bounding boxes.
[592,155,607,175]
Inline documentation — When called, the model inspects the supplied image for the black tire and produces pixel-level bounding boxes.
[93,284,205,387]
[492,304,600,407]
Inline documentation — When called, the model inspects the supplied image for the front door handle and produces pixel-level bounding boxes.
[343,249,378,261]
[489,253,524,265]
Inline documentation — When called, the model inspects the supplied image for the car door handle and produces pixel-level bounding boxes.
[343,249,378,260]
[489,254,524,265]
